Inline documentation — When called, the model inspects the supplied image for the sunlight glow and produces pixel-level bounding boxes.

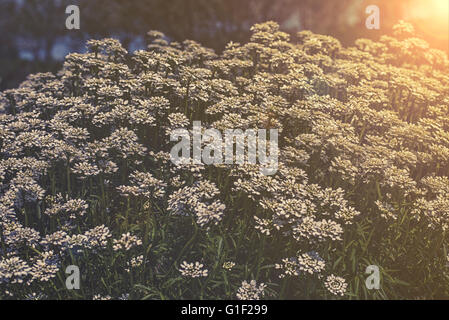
[408,0,449,40]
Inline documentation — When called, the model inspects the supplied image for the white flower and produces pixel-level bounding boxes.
[222,261,236,270]
[178,261,208,278]
[236,280,267,300]
[325,275,347,296]
[113,233,142,251]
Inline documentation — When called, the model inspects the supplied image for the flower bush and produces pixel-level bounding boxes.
[1,20,449,299]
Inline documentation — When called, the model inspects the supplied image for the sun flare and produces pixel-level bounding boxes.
[408,0,449,39]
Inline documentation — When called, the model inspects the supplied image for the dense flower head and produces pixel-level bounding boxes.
[178,261,208,278]
[112,233,143,251]
[222,261,235,270]
[324,274,348,297]
[0,257,31,284]
[236,280,267,300]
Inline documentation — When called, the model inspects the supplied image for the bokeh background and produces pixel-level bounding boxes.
[1,0,448,90]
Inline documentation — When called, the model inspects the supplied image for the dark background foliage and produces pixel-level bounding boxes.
[0,0,447,90]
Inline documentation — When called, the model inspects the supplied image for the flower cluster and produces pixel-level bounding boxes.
[222,261,235,270]
[178,261,208,278]
[236,280,267,300]
[324,274,348,297]
[168,180,225,227]
[112,233,143,251]
[0,19,448,299]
